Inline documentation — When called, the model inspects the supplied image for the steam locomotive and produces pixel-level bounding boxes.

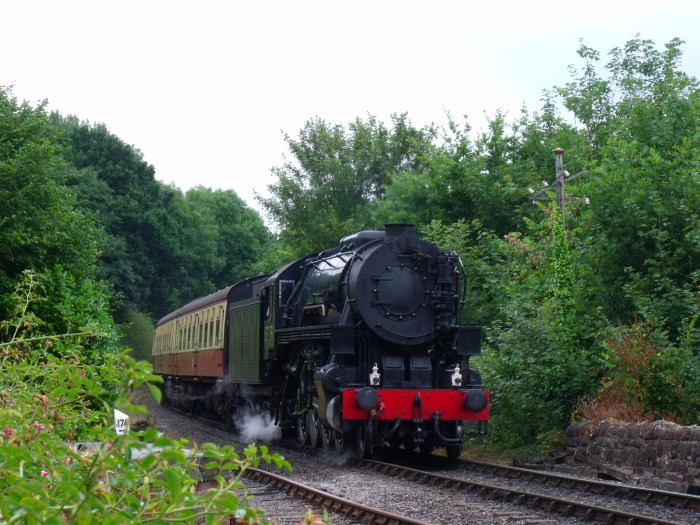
[152,224,489,458]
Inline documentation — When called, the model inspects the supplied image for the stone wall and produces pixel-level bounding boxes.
[566,421,699,493]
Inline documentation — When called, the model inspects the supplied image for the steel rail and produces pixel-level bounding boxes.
[356,459,689,525]
[456,457,700,510]
[242,467,432,525]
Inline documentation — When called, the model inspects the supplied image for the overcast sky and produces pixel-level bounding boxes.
[3,1,699,215]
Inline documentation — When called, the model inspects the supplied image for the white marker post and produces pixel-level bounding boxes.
[114,409,130,435]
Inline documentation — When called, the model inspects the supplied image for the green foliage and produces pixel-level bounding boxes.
[56,118,178,317]
[183,187,271,288]
[118,306,155,362]
[479,210,604,446]
[373,108,584,237]
[258,114,434,256]
[54,117,271,319]
[556,42,613,155]
[372,170,440,229]
[601,320,699,424]
[562,37,699,334]
[0,86,100,303]
[0,271,291,524]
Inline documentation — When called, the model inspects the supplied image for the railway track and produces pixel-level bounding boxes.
[351,456,698,525]
[158,402,698,524]
[452,457,700,510]
[239,467,433,525]
[163,407,432,523]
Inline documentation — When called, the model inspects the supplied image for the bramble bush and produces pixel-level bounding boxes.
[576,319,699,425]
[0,270,290,524]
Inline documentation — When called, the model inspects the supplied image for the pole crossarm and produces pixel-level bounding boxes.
[528,170,588,198]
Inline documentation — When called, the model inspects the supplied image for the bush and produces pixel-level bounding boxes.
[0,270,290,524]
[475,210,604,448]
[576,320,699,424]
[118,305,155,362]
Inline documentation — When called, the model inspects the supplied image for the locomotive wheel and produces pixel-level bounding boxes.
[332,430,347,454]
[296,413,308,445]
[319,424,332,450]
[307,409,320,448]
[445,421,464,459]
[446,444,463,459]
[354,421,371,459]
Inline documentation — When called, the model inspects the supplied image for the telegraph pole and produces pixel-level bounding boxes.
[528,148,589,228]
[555,148,566,227]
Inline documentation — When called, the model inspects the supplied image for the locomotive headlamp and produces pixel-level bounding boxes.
[451,365,462,387]
[356,386,380,411]
[462,389,488,412]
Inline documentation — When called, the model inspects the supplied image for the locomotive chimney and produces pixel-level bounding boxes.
[384,224,414,240]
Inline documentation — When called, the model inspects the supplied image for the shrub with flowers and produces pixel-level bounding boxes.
[0,270,290,524]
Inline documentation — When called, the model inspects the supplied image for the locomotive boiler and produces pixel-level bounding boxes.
[152,224,489,458]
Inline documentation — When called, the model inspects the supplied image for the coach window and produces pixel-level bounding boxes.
[215,306,222,344]
[203,310,208,348]
[202,311,207,348]
[190,316,195,349]
[208,309,214,347]
[187,317,192,350]
[194,315,199,349]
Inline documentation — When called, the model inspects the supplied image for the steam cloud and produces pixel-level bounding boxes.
[236,413,282,443]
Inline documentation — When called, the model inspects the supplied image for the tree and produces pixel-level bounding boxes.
[258,114,434,256]
[56,118,164,313]
[556,42,614,157]
[564,37,700,336]
[184,187,270,288]
[0,86,99,309]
